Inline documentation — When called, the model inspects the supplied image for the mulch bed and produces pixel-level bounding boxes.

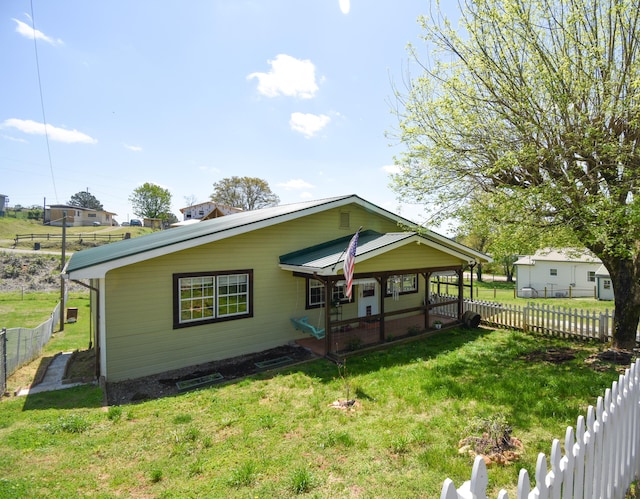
[105,344,318,405]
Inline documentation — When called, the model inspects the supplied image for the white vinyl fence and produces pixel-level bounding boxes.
[430,295,635,343]
[442,359,640,498]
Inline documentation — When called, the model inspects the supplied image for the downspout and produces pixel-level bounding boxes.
[70,279,100,379]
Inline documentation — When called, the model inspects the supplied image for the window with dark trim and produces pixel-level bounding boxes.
[307,278,349,308]
[550,268,558,276]
[173,270,253,328]
[587,271,596,282]
[386,274,418,295]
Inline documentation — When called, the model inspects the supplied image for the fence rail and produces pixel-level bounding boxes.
[430,295,634,343]
[14,233,126,244]
[442,359,640,498]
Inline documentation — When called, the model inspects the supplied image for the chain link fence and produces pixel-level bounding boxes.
[2,293,66,393]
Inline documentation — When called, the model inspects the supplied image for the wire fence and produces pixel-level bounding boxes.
[1,291,66,393]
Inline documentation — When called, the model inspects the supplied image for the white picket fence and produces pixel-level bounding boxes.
[442,359,640,498]
[430,296,633,343]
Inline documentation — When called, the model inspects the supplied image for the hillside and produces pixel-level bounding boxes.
[0,252,71,293]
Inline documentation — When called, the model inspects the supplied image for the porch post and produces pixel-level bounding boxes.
[424,272,431,330]
[457,268,464,319]
[378,275,385,343]
[324,279,332,355]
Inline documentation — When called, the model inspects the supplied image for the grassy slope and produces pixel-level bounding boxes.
[0,328,622,498]
[0,216,151,250]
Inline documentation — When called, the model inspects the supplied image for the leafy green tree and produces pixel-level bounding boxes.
[68,191,103,211]
[211,176,279,211]
[391,0,640,348]
[129,183,172,220]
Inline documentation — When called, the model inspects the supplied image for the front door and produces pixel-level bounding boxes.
[357,281,379,318]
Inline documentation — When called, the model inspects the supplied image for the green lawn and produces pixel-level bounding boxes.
[0,327,623,498]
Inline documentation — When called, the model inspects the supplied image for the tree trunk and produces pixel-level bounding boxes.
[476,263,483,283]
[606,257,640,350]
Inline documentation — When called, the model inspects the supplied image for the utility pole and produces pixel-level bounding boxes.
[59,211,66,332]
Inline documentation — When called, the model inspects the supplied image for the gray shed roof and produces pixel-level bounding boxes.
[65,194,490,279]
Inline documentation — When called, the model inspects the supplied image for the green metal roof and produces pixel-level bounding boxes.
[65,194,490,279]
[65,195,360,275]
[279,230,415,270]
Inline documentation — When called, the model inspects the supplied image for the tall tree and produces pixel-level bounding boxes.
[211,176,280,211]
[391,0,640,348]
[129,183,172,220]
[68,191,103,211]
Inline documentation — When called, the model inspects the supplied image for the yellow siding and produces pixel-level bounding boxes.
[102,205,462,381]
[355,242,462,274]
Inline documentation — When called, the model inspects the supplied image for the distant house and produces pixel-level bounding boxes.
[595,264,614,301]
[180,201,242,222]
[514,248,602,298]
[45,205,117,227]
[63,194,491,383]
[0,194,7,216]
[143,218,163,230]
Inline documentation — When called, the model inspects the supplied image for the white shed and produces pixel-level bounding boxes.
[514,248,601,298]
[595,264,614,301]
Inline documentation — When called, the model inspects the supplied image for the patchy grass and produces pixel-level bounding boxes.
[0,327,624,497]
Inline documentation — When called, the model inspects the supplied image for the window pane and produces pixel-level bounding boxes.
[309,279,325,306]
[178,276,215,324]
[217,273,249,317]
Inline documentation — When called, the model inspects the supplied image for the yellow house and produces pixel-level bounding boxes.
[45,204,116,227]
[63,195,491,383]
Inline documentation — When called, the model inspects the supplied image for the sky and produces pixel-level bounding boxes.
[2,0,458,231]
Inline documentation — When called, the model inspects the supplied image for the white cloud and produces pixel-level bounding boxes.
[198,165,222,174]
[339,0,351,15]
[13,18,63,46]
[124,144,142,152]
[289,113,330,138]
[299,191,314,199]
[278,179,314,190]
[248,54,319,99]
[1,134,27,143]
[382,164,401,174]
[2,119,97,144]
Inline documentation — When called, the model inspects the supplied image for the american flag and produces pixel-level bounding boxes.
[343,231,359,300]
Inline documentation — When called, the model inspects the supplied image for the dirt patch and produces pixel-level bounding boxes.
[585,349,635,372]
[64,349,97,382]
[105,345,318,405]
[523,347,577,363]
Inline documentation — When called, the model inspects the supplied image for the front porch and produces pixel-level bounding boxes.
[295,309,458,357]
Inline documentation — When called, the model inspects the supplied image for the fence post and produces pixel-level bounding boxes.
[1,328,6,395]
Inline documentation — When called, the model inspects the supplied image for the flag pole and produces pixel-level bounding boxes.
[331,226,362,272]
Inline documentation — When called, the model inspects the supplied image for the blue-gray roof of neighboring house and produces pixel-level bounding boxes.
[279,230,415,270]
[65,195,361,274]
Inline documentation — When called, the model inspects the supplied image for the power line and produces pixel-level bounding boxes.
[29,0,59,203]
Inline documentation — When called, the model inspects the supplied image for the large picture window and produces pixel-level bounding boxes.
[173,270,252,328]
